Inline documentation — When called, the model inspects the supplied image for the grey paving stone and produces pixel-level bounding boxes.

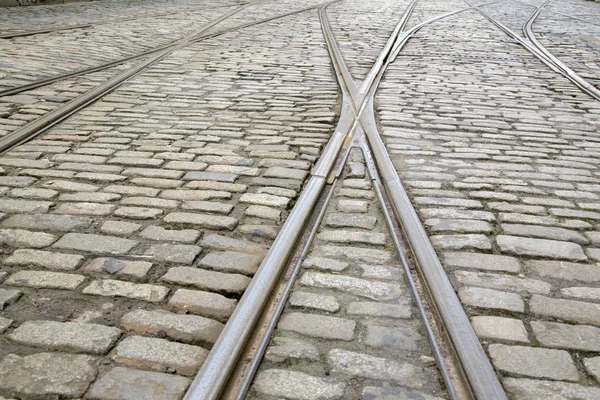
[200,233,267,255]
[83,279,169,302]
[561,286,600,301]
[528,260,600,282]
[531,320,600,352]
[279,312,355,341]
[303,256,349,272]
[314,245,393,264]
[0,288,22,310]
[497,235,587,261]
[263,166,308,180]
[289,291,340,312]
[239,224,280,240]
[489,344,578,382]
[347,300,412,319]
[431,234,492,251]
[443,252,521,273]
[53,233,138,254]
[164,212,237,230]
[143,243,201,264]
[183,200,234,214]
[300,271,402,300]
[113,336,208,376]
[0,199,53,213]
[0,316,12,333]
[9,320,120,354]
[471,316,529,344]
[325,213,376,230]
[425,218,493,233]
[501,224,588,245]
[530,295,600,326]
[254,369,345,400]
[337,199,368,213]
[362,386,445,400]
[4,249,84,271]
[115,206,162,219]
[339,188,375,199]
[169,288,236,322]
[1,214,92,232]
[55,202,115,216]
[584,357,600,381]
[161,267,250,294]
[0,353,97,398]
[121,309,223,345]
[365,324,421,351]
[239,193,290,208]
[87,367,190,400]
[459,286,524,312]
[265,337,320,363]
[140,226,200,243]
[199,251,261,276]
[182,171,238,182]
[245,204,281,221]
[317,230,387,245]
[327,348,426,388]
[455,270,552,294]
[85,258,152,279]
[101,220,141,235]
[0,228,57,248]
[504,377,600,400]
[5,270,85,290]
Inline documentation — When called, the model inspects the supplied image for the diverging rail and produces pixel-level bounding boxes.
[185,1,508,399]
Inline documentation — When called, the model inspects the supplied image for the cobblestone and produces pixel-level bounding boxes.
[9,320,121,354]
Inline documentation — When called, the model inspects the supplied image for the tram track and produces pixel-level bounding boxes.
[0,0,338,153]
[0,3,242,39]
[184,0,508,399]
[471,0,600,100]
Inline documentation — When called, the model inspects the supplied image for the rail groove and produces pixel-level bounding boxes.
[185,1,508,399]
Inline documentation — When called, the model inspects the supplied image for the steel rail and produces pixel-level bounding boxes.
[181,3,347,398]
[319,3,508,400]
[523,0,600,100]
[508,0,600,27]
[468,0,600,100]
[0,3,240,39]
[0,1,331,98]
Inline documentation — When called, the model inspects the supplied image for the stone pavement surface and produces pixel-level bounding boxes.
[0,0,600,399]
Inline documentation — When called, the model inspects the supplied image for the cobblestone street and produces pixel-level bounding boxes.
[0,0,599,399]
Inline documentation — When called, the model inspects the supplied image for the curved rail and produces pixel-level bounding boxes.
[471,0,600,100]
[523,0,600,100]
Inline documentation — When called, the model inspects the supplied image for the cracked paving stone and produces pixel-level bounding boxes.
[9,320,121,354]
[327,348,427,388]
[300,271,401,300]
[0,353,97,398]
